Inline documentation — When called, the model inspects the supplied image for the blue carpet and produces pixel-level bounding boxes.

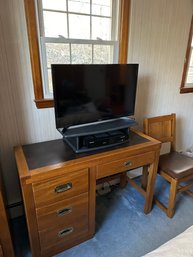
[11,176,193,257]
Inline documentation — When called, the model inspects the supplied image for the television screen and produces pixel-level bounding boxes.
[51,64,139,130]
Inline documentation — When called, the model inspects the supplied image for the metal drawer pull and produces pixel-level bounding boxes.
[124,161,132,167]
[55,182,72,193]
[57,207,72,217]
[58,227,74,238]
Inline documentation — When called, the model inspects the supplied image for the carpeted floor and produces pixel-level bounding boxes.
[11,176,193,257]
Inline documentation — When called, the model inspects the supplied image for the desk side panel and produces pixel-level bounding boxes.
[15,147,41,257]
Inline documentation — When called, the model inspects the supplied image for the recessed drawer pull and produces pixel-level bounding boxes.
[124,161,132,167]
[57,207,72,217]
[55,182,72,193]
[58,227,74,238]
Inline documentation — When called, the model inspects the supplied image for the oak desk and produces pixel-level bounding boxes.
[15,130,161,257]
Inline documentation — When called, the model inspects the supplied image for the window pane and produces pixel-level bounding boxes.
[92,17,111,40]
[93,45,113,64]
[186,49,193,85]
[42,0,66,11]
[47,69,53,94]
[68,0,90,14]
[43,11,67,37]
[45,43,70,68]
[71,44,92,64]
[69,14,90,39]
[92,0,111,16]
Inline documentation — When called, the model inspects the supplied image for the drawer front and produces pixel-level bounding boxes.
[33,168,88,208]
[39,215,88,250]
[97,151,155,179]
[36,192,88,231]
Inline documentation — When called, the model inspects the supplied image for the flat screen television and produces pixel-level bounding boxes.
[51,64,139,133]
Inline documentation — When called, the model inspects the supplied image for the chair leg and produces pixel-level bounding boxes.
[167,178,178,218]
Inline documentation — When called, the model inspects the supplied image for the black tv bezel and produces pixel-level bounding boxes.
[52,63,139,131]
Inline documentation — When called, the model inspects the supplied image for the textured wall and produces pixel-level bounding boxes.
[128,0,193,150]
[0,0,60,206]
[0,0,193,209]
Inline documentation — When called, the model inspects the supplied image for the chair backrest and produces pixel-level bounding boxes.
[143,113,176,152]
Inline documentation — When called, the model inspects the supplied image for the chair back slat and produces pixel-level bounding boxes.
[144,113,176,152]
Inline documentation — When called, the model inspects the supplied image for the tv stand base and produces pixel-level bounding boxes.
[64,128,129,153]
[62,117,137,153]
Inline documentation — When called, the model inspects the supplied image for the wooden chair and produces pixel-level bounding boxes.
[143,113,193,218]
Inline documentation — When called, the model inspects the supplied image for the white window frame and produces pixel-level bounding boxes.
[23,0,130,108]
[180,15,193,93]
[36,0,120,98]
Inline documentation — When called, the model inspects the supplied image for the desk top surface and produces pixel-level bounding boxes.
[21,130,151,170]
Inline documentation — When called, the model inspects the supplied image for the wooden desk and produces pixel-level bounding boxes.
[14,130,161,257]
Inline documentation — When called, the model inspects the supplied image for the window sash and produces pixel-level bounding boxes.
[23,0,130,108]
[38,0,116,40]
[185,47,193,86]
[40,37,119,98]
[180,15,193,93]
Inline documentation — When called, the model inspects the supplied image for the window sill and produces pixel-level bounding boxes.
[35,99,54,108]
[180,87,193,93]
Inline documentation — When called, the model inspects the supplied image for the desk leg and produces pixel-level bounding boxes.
[144,151,160,214]
[89,167,96,236]
[120,172,128,188]
[141,165,148,190]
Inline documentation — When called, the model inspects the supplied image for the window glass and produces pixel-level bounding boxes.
[40,0,118,97]
[23,0,129,105]
[69,14,90,39]
[42,0,66,11]
[180,16,193,93]
[68,0,90,14]
[92,0,111,16]
[186,49,193,85]
[93,45,112,64]
[92,17,111,40]
[43,11,67,38]
[47,69,53,94]
[45,43,70,68]
[71,44,92,64]
[186,37,193,85]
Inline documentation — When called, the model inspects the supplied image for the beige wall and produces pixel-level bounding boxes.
[0,0,193,211]
[128,0,193,150]
[0,0,60,210]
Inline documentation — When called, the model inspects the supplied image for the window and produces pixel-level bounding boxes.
[180,15,193,93]
[24,0,130,108]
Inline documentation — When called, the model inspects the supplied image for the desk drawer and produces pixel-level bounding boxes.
[97,151,155,179]
[33,168,88,208]
[36,193,88,231]
[39,216,88,250]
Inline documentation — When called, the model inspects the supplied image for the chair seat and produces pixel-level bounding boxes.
[159,152,193,179]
